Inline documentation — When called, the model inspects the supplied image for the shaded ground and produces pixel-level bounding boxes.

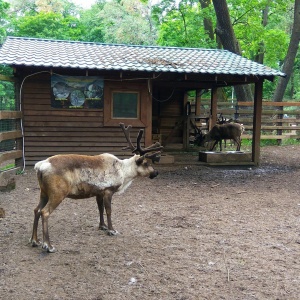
[1,145,299,300]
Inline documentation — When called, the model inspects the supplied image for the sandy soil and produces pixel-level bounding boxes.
[0,145,299,300]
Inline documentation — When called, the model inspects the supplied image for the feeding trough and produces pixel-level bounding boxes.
[198,150,253,165]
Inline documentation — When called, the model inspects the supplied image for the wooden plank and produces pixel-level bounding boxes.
[24,110,103,117]
[0,111,22,120]
[24,121,103,127]
[243,125,300,130]
[24,131,133,138]
[238,101,300,107]
[24,136,130,142]
[25,138,127,146]
[0,130,23,142]
[24,115,101,122]
[0,75,15,82]
[242,134,290,139]
[0,150,23,164]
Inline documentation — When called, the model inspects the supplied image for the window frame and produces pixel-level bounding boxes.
[111,90,140,120]
[104,82,148,127]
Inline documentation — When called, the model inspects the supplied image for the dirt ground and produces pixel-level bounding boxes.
[0,145,299,300]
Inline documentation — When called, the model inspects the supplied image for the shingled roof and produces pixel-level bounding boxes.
[0,36,285,78]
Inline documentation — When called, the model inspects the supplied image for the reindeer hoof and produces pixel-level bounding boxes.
[42,242,56,253]
[99,225,108,231]
[107,230,119,236]
[30,238,41,247]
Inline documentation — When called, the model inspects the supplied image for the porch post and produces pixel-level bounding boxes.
[210,87,218,129]
[252,79,263,165]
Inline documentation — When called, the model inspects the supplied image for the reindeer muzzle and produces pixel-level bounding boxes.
[149,170,159,179]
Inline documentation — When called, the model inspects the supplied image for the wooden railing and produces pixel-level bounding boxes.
[188,100,300,142]
[0,75,23,172]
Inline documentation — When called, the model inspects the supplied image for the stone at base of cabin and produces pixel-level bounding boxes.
[158,154,175,164]
[198,151,252,165]
[0,177,16,192]
[0,207,5,218]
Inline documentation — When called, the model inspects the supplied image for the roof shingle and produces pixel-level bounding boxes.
[0,36,285,78]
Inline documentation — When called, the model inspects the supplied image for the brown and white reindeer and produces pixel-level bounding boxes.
[30,123,163,253]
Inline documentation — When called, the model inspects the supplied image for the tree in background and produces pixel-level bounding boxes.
[152,0,217,48]
[7,0,85,40]
[212,0,253,101]
[0,0,9,42]
[98,0,156,45]
[0,0,299,101]
[273,0,300,101]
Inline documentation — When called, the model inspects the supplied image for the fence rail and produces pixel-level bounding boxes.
[189,100,300,141]
[0,77,22,172]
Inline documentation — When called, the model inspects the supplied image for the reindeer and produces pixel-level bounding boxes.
[195,122,244,151]
[30,123,163,253]
[216,113,233,149]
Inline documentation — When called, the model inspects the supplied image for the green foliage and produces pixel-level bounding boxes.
[153,0,217,48]
[0,0,10,42]
[0,0,298,102]
[10,11,85,40]
[98,0,157,45]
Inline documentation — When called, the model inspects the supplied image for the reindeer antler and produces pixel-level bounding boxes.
[119,123,163,162]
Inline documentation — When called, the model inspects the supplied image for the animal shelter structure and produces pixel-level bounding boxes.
[0,36,285,167]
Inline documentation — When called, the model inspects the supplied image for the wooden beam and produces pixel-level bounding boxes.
[0,130,23,142]
[0,150,23,164]
[0,111,22,120]
[238,101,300,107]
[0,74,15,82]
[183,92,189,149]
[195,90,201,116]
[252,80,263,165]
[210,87,218,129]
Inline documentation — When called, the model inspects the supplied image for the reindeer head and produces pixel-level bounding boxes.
[120,123,163,164]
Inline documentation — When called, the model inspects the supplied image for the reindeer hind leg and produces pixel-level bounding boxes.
[40,194,64,253]
[235,137,241,151]
[30,191,48,247]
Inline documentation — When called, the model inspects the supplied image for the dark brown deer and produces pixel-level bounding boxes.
[30,123,163,253]
[203,123,244,151]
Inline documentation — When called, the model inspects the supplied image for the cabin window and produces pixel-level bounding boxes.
[112,92,139,119]
[104,82,147,127]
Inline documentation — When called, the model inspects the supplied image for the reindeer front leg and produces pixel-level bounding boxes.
[96,195,107,231]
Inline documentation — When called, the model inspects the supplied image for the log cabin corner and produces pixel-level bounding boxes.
[0,36,285,167]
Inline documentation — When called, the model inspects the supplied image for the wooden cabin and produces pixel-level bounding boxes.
[0,36,285,166]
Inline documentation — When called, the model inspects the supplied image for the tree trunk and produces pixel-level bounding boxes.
[212,0,253,101]
[199,0,214,40]
[273,0,300,102]
[255,1,270,64]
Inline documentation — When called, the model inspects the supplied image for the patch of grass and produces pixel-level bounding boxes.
[242,138,300,148]
[0,163,15,171]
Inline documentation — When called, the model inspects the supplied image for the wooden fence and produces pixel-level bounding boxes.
[0,75,23,173]
[188,100,300,143]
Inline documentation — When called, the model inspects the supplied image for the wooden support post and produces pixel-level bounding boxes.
[195,89,201,116]
[145,80,152,146]
[183,92,189,149]
[210,87,218,130]
[252,80,263,165]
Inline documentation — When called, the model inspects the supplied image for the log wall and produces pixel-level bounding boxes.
[22,73,144,165]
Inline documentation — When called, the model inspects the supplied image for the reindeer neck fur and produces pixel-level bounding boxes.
[116,155,141,195]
